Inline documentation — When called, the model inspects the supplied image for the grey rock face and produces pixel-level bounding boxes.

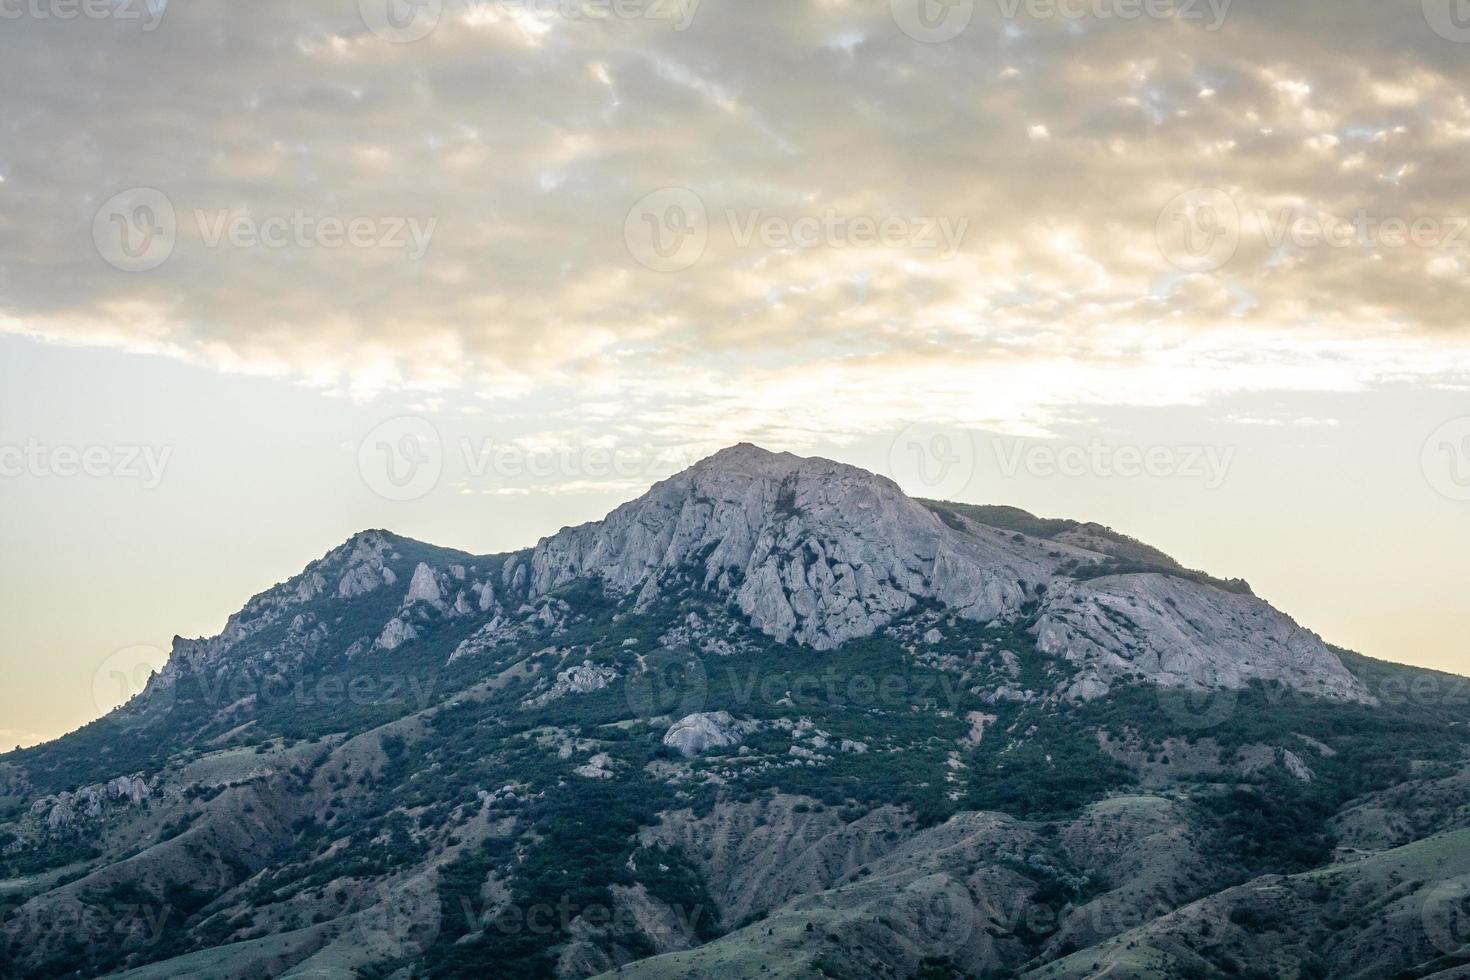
[404,562,444,609]
[662,711,755,758]
[375,617,419,652]
[26,774,155,830]
[1034,574,1373,703]
[337,533,397,598]
[528,661,620,706]
[149,445,1372,723]
[529,444,1053,650]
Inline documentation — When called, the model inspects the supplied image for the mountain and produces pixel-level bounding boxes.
[1,444,1467,979]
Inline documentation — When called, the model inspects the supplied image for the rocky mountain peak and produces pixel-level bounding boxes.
[528,444,1052,649]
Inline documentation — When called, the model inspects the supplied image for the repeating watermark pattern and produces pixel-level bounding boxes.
[624,654,976,721]
[890,0,975,42]
[194,209,437,260]
[1156,684,1239,730]
[624,189,970,272]
[360,0,443,42]
[461,438,696,484]
[358,423,700,502]
[93,189,437,272]
[993,438,1235,489]
[0,0,166,29]
[1422,877,1470,954]
[1156,187,1241,274]
[626,648,709,720]
[722,662,972,713]
[93,188,176,273]
[889,874,977,958]
[451,893,708,937]
[725,209,968,257]
[92,644,171,715]
[1423,0,1470,43]
[492,0,700,28]
[1259,209,1470,251]
[0,439,172,487]
[0,899,174,945]
[1422,417,1470,502]
[995,0,1231,29]
[1158,188,1470,273]
[624,188,710,273]
[182,668,441,714]
[359,0,699,43]
[359,416,444,502]
[887,422,978,500]
[356,879,442,957]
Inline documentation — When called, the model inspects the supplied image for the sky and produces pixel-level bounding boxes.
[1,0,1469,747]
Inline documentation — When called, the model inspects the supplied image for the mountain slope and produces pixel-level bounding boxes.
[0,444,1462,979]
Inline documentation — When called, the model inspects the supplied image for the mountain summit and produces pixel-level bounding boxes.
[2,443,1457,980]
[528,444,1366,701]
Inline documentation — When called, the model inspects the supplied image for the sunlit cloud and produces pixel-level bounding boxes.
[1,0,1467,447]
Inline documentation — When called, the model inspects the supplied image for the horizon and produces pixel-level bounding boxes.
[5,429,1462,753]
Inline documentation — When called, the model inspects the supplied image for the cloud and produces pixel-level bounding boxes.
[1,0,1468,445]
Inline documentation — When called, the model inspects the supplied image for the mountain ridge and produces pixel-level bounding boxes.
[151,443,1367,708]
[1,442,1455,980]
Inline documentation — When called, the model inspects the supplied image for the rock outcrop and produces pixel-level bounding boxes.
[528,661,620,706]
[662,712,756,758]
[26,774,154,830]
[530,444,1055,650]
[1034,573,1372,702]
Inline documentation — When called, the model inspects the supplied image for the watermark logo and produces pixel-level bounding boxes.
[1423,417,1470,502]
[1424,0,1470,43]
[93,188,176,273]
[993,0,1231,30]
[625,188,709,273]
[360,0,443,42]
[493,0,702,29]
[359,416,444,502]
[460,438,697,485]
[182,668,440,714]
[1259,209,1470,251]
[1422,877,1470,954]
[92,644,171,715]
[0,0,167,30]
[1156,187,1240,274]
[725,209,968,257]
[993,438,1235,489]
[888,422,976,500]
[94,191,436,271]
[624,190,969,271]
[1156,684,1238,730]
[889,874,976,958]
[356,878,442,957]
[0,439,172,487]
[194,209,437,261]
[626,648,708,721]
[890,0,975,42]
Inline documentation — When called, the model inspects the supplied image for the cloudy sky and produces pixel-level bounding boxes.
[2,0,1469,745]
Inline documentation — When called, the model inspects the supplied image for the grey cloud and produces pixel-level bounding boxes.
[1,0,1468,433]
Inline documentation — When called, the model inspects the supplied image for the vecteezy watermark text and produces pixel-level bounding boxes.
[1158,188,1470,273]
[358,0,699,43]
[0,0,166,29]
[357,415,702,502]
[994,438,1236,489]
[995,0,1230,30]
[624,188,970,272]
[93,188,438,272]
[0,440,171,488]
[194,210,437,260]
